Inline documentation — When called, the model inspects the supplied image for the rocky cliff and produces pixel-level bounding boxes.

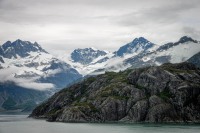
[30,62,200,123]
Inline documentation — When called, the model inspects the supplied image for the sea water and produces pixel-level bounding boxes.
[0,114,200,133]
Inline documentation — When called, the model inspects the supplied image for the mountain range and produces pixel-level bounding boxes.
[0,39,82,111]
[63,36,200,75]
[0,36,200,111]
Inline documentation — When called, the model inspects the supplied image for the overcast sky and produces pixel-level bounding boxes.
[0,0,200,54]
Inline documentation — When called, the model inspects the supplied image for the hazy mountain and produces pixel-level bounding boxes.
[0,39,82,111]
[187,52,200,68]
[156,36,198,52]
[0,82,49,111]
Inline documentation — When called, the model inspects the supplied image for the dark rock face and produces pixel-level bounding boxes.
[30,62,200,123]
[0,56,4,63]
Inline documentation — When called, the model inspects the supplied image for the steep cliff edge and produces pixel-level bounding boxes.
[30,62,200,123]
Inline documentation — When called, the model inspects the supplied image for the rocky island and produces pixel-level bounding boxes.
[30,62,200,123]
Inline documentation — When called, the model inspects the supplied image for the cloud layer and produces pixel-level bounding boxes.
[0,67,54,90]
[0,0,200,53]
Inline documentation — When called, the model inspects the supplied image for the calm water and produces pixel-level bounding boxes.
[0,114,200,133]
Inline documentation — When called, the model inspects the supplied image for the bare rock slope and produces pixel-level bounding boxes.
[30,62,200,123]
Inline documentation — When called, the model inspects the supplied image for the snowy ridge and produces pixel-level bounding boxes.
[70,47,108,65]
[1,36,198,89]
[59,36,200,76]
[65,37,157,75]
[115,37,156,57]
[0,40,82,91]
[124,36,200,68]
[155,41,200,63]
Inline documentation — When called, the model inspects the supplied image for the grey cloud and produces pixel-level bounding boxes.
[182,27,200,39]
[0,0,200,53]
[0,67,54,90]
[110,1,199,27]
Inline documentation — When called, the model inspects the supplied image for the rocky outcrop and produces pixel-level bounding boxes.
[30,62,200,123]
[187,52,200,68]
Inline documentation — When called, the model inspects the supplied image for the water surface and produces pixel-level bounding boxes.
[0,114,200,133]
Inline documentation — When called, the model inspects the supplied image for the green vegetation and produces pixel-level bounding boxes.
[166,68,194,74]
[161,64,195,74]
[105,70,130,84]
[111,96,129,100]
[135,84,145,90]
[85,76,96,84]
[47,108,59,116]
[98,83,129,100]
[157,90,171,101]
[100,83,116,97]
[73,102,99,113]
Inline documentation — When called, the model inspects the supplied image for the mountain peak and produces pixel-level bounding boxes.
[116,37,155,56]
[1,39,47,59]
[157,36,199,52]
[15,39,23,42]
[178,36,197,43]
[71,47,107,65]
[5,41,12,44]
[90,47,98,51]
[138,37,148,41]
[132,37,149,43]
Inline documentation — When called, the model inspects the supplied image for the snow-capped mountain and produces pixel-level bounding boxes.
[57,47,113,75]
[0,39,82,90]
[0,39,82,111]
[115,37,156,57]
[125,36,200,67]
[61,37,157,76]
[71,47,108,65]
[63,36,200,76]
[156,36,198,52]
[67,37,157,75]
[0,39,47,59]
